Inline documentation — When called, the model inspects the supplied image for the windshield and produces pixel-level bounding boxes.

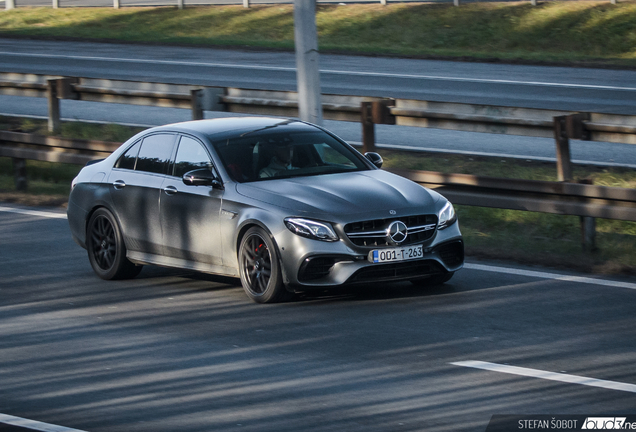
[211,125,371,183]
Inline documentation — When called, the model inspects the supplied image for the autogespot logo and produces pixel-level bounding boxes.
[582,418,629,429]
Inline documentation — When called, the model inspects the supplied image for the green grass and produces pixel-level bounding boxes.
[1,2,636,66]
[1,116,635,275]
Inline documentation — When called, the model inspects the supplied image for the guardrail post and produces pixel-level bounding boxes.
[361,100,395,154]
[191,89,204,120]
[113,0,120,9]
[47,79,61,134]
[361,102,376,154]
[12,158,27,191]
[454,0,460,6]
[243,0,249,7]
[178,0,183,9]
[52,0,59,8]
[6,0,16,9]
[578,179,597,252]
[553,115,572,182]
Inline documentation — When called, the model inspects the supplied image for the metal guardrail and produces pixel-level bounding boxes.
[389,168,636,223]
[1,72,635,240]
[3,72,635,144]
[0,131,117,164]
[1,128,636,226]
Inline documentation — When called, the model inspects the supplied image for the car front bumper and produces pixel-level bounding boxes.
[275,221,463,291]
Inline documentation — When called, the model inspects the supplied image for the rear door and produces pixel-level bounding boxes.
[108,133,177,255]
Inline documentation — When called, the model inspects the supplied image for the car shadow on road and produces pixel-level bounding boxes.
[133,265,456,304]
[293,282,456,304]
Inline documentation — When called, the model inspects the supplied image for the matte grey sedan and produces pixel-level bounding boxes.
[67,117,463,303]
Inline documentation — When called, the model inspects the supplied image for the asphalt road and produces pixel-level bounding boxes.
[1,204,636,432]
[2,38,636,166]
[2,38,636,113]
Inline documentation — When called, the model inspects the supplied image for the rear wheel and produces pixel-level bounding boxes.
[410,272,454,287]
[86,208,142,280]
[238,227,288,303]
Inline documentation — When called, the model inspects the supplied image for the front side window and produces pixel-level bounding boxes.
[135,134,176,175]
[172,136,213,178]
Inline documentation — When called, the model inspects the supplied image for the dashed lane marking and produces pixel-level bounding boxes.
[464,263,636,290]
[0,413,87,432]
[452,360,636,393]
[0,205,67,219]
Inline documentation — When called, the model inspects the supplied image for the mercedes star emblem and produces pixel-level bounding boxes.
[387,220,408,244]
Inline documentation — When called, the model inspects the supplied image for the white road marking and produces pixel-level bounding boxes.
[2,51,636,92]
[452,360,636,393]
[0,413,87,432]
[0,205,67,219]
[464,262,636,290]
[1,205,634,290]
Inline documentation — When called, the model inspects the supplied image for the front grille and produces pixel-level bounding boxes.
[436,241,464,267]
[347,260,444,284]
[344,214,437,247]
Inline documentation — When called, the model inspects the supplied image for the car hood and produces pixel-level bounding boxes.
[235,170,440,217]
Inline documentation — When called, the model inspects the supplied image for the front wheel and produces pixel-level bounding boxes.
[238,227,289,303]
[86,208,142,280]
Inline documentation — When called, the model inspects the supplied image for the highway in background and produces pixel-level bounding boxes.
[2,38,636,166]
[1,205,636,432]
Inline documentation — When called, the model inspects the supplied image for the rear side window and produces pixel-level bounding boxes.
[115,140,141,170]
[135,134,176,175]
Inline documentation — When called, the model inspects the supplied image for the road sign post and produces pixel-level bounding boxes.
[294,0,322,126]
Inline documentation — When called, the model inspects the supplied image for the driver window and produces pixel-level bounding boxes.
[172,136,213,178]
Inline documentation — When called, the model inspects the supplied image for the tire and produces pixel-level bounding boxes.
[238,226,289,303]
[86,208,142,280]
[410,272,454,287]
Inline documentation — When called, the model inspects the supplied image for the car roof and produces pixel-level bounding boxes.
[148,117,317,140]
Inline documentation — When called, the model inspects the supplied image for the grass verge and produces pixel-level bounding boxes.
[0,2,635,67]
[1,116,635,275]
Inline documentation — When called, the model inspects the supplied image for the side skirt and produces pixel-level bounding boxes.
[127,251,239,278]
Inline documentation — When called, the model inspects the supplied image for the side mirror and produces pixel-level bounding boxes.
[183,168,223,189]
[365,152,383,169]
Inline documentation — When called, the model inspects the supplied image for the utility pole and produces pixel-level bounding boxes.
[294,0,322,126]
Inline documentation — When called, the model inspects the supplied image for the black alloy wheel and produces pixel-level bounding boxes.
[86,208,142,280]
[238,227,288,303]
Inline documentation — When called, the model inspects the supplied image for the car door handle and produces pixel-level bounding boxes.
[163,185,178,195]
[113,180,126,190]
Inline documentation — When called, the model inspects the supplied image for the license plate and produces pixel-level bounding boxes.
[369,244,423,263]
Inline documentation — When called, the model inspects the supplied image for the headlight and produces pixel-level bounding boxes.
[437,201,457,230]
[285,218,339,242]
